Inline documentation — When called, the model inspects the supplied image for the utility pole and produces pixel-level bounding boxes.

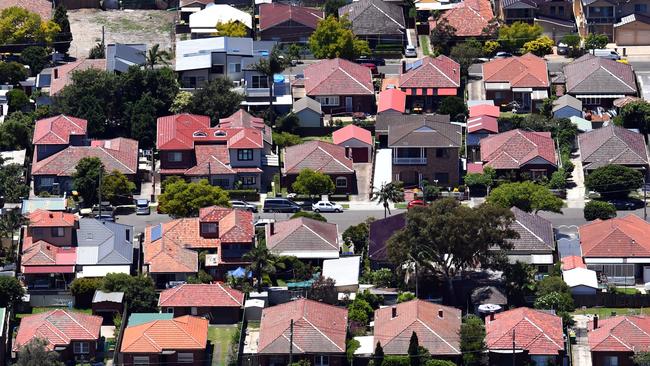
[98,168,102,220]
[289,319,294,364]
[644,178,647,221]
[512,328,516,366]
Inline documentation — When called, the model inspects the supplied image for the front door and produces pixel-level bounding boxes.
[345,97,353,112]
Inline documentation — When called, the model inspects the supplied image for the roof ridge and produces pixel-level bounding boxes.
[369,1,405,29]
[514,218,547,247]
[336,65,373,94]
[302,316,344,352]
[302,222,338,250]
[60,310,96,339]
[315,146,354,173]
[599,63,636,92]
[216,282,243,305]
[523,315,563,350]
[416,318,460,354]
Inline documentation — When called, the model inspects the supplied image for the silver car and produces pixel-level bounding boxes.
[230,200,258,212]
[312,201,343,213]
[405,45,417,58]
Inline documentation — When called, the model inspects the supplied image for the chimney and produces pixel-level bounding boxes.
[53,68,59,79]
[593,315,599,330]
[269,222,275,235]
[401,60,406,74]
[438,309,444,318]
[489,313,495,322]
[391,307,397,319]
[49,213,53,218]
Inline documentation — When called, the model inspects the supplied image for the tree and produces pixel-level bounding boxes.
[372,182,404,218]
[0,7,60,45]
[0,62,28,85]
[103,273,158,313]
[560,33,581,57]
[584,33,608,50]
[144,43,172,69]
[308,276,337,304]
[348,298,373,325]
[252,47,288,126]
[429,18,456,55]
[323,0,347,17]
[425,361,456,366]
[158,179,230,217]
[291,169,335,199]
[522,36,554,56]
[397,292,416,303]
[7,89,29,113]
[20,46,49,75]
[70,277,103,308]
[309,16,370,60]
[584,200,617,221]
[408,332,419,366]
[585,164,643,198]
[52,5,72,54]
[461,315,487,366]
[272,131,302,148]
[498,22,542,52]
[347,339,361,363]
[216,21,248,37]
[618,100,650,135]
[487,181,563,213]
[101,170,136,206]
[374,342,385,366]
[189,78,244,125]
[0,112,33,151]
[502,261,536,306]
[127,92,159,149]
[450,39,484,77]
[483,40,500,55]
[243,242,282,292]
[534,289,575,325]
[291,211,327,222]
[0,209,28,255]
[88,42,105,59]
[342,221,370,255]
[436,96,468,120]
[276,112,300,133]
[464,166,496,195]
[170,90,193,114]
[73,157,105,206]
[388,199,517,302]
[0,276,24,310]
[15,338,64,366]
[633,352,650,366]
[287,43,304,62]
[0,160,30,203]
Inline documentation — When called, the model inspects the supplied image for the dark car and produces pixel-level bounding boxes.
[360,63,378,75]
[607,198,644,210]
[263,198,301,213]
[354,57,386,66]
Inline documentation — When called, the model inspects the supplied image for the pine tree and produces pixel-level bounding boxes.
[374,341,384,366]
[53,5,72,54]
[408,331,419,366]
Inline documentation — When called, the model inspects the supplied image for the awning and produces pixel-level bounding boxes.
[76,265,131,278]
[531,90,549,99]
[485,82,510,90]
[23,265,75,274]
[576,94,626,98]
[512,87,533,92]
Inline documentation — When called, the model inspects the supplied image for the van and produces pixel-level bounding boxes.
[589,49,621,60]
[135,199,150,215]
[262,198,301,213]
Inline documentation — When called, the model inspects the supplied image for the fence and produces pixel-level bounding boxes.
[573,293,650,308]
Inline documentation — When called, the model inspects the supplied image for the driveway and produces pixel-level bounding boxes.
[572,315,593,366]
[352,162,372,202]
[637,71,650,100]
[372,149,393,190]
[565,151,586,208]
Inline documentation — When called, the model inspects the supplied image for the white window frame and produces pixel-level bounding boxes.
[335,177,347,188]
[169,152,183,162]
[73,342,89,354]
[316,96,339,107]
[133,356,150,366]
[178,353,194,363]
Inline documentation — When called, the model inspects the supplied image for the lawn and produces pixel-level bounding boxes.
[572,307,650,318]
[208,325,239,366]
[612,287,640,295]
[16,307,91,319]
[419,35,431,56]
[301,135,333,143]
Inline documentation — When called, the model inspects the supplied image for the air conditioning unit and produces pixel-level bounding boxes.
[233,80,241,87]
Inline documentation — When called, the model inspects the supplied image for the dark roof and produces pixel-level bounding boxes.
[509,207,555,253]
[376,114,450,133]
[106,44,146,73]
[578,124,648,170]
[339,0,406,36]
[266,217,340,256]
[563,54,637,95]
[387,119,462,148]
[76,219,134,265]
[471,286,507,305]
[368,213,406,262]
[552,94,582,113]
[259,3,324,31]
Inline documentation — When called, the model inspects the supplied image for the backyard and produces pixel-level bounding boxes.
[208,325,239,366]
[572,307,650,318]
[16,306,92,319]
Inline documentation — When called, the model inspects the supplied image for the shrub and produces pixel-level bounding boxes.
[227,190,260,201]
[382,356,410,366]
[584,200,616,221]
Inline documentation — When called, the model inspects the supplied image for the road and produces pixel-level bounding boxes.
[539,206,649,227]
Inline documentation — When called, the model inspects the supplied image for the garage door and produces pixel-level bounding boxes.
[350,147,369,163]
[616,28,650,46]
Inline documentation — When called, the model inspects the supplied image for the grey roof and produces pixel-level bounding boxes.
[471,286,507,305]
[36,68,52,88]
[508,207,555,252]
[92,290,124,304]
[563,54,637,95]
[266,217,339,256]
[552,94,582,113]
[557,237,581,258]
[21,197,66,215]
[339,0,406,36]
[76,218,133,266]
[578,124,649,170]
[388,119,461,148]
[376,113,450,133]
[293,96,322,114]
[368,213,406,262]
[106,43,146,73]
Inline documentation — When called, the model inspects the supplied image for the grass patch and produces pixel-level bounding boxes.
[395,203,407,209]
[17,307,91,319]
[612,287,640,295]
[302,135,333,143]
[276,279,287,286]
[419,35,431,56]
[572,307,650,318]
[342,204,350,209]
[208,325,239,365]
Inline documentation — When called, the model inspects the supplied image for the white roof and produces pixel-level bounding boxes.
[189,4,252,30]
[92,290,124,303]
[77,265,131,278]
[354,336,375,355]
[322,256,361,287]
[0,149,26,166]
[563,268,598,289]
[175,37,253,71]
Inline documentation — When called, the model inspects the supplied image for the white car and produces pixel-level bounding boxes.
[312,201,343,213]
[404,45,417,58]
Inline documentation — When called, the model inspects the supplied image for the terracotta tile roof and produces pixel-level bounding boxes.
[563,54,637,95]
[283,140,354,175]
[368,213,406,262]
[304,58,374,96]
[486,307,564,355]
[469,104,500,118]
[480,129,556,169]
[429,0,493,37]
[579,214,650,258]
[21,237,77,267]
[158,283,244,307]
[218,109,272,145]
[578,124,648,170]
[467,115,498,134]
[613,96,641,108]
[259,3,323,30]
[182,145,234,176]
[588,316,650,353]
[157,114,211,150]
[399,56,460,89]
[33,115,87,145]
[32,138,139,176]
[378,88,407,113]
[561,255,586,270]
[508,207,555,252]
[50,59,106,95]
[228,128,264,149]
[0,0,52,20]
[121,316,208,353]
[258,299,347,354]
[28,209,76,227]
[14,310,102,351]
[332,124,372,146]
[483,53,549,88]
[266,217,339,255]
[374,300,461,355]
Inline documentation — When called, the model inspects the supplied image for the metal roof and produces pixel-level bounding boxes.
[92,290,125,304]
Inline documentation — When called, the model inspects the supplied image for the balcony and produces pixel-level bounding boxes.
[247,87,271,98]
[393,157,427,165]
[585,16,615,24]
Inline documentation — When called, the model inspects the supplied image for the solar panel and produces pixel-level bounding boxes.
[151,224,162,242]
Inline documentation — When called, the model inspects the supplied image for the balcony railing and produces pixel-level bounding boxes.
[585,16,615,24]
[246,87,271,98]
[393,157,427,165]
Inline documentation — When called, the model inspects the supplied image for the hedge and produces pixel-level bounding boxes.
[227,190,260,201]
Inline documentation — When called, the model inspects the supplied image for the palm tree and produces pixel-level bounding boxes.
[0,210,27,262]
[145,44,172,69]
[372,182,405,218]
[251,47,289,126]
[243,241,283,292]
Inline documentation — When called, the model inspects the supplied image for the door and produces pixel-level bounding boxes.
[351,147,369,162]
[643,266,650,283]
[345,97,353,112]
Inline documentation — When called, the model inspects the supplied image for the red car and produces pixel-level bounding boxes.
[360,63,378,75]
[407,200,427,210]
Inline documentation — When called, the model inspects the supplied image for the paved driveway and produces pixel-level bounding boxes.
[565,151,586,208]
[352,162,372,202]
[637,71,650,100]
[571,315,593,366]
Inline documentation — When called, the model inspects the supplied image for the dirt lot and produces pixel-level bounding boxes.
[68,9,176,60]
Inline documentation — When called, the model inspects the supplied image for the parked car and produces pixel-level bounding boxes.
[557,42,568,55]
[354,56,386,66]
[607,198,644,210]
[589,49,621,60]
[91,202,115,219]
[404,45,417,58]
[263,198,301,213]
[407,199,427,210]
[312,201,343,213]
[230,200,258,212]
[495,51,513,59]
[135,199,150,215]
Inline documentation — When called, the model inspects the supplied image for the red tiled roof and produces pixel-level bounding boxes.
[21,238,77,267]
[28,209,76,227]
[50,59,106,95]
[332,124,372,146]
[14,310,102,351]
[467,115,499,134]
[258,299,347,354]
[429,0,493,37]
[0,0,52,20]
[588,316,650,353]
[32,138,139,176]
[467,162,484,173]
[158,283,244,307]
[483,53,549,88]
[469,104,500,118]
[259,3,324,30]
[219,109,265,130]
[561,255,586,270]
[579,215,650,258]
[266,217,339,254]
[378,88,407,113]
[480,129,556,169]
[283,140,354,175]
[157,114,211,150]
[304,58,374,96]
[399,55,460,89]
[33,115,88,145]
[121,316,208,353]
[374,300,461,355]
[486,307,564,355]
[228,128,264,149]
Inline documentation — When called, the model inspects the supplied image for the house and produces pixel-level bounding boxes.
[322,256,361,293]
[106,43,147,73]
[467,104,500,162]
[178,0,214,23]
[615,13,650,45]
[373,300,461,360]
[282,141,356,194]
[562,54,637,108]
[553,94,583,119]
[32,115,88,161]
[579,214,650,285]
[48,59,107,96]
[506,207,555,276]
[368,212,406,267]
[292,97,323,127]
[13,310,102,363]
[496,0,575,39]
[377,88,407,115]
[578,124,649,174]
[376,114,451,148]
[332,124,373,163]
[483,53,550,112]
[429,0,494,38]
[397,56,461,113]
[75,218,134,278]
[158,283,244,323]
[588,315,650,366]
[120,315,209,366]
[479,129,557,179]
[294,58,375,115]
[189,4,252,37]
[0,0,52,20]
[486,307,565,365]
[575,0,646,40]
[471,286,508,314]
[252,299,348,366]
[258,3,324,42]
[156,111,277,190]
[144,206,254,287]
[240,49,293,113]
[339,0,406,48]
[387,117,462,187]
[91,290,124,323]
[265,217,340,261]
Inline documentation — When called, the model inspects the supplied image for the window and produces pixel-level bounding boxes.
[229,63,242,73]
[169,152,183,162]
[126,229,131,242]
[41,177,55,187]
[336,177,347,188]
[178,353,194,364]
[238,149,253,161]
[191,307,198,315]
[435,149,449,158]
[604,356,619,366]
[51,227,65,237]
[73,342,89,354]
[550,6,556,15]
[212,178,230,188]
[558,6,565,15]
[635,3,648,12]
[214,130,227,137]
[531,169,547,180]
[211,64,224,74]
[434,172,449,184]
[242,176,256,185]
[166,307,174,313]
[315,96,340,106]
[252,75,269,89]
[133,356,149,366]
[201,222,218,234]
[315,355,330,366]
[193,131,207,137]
